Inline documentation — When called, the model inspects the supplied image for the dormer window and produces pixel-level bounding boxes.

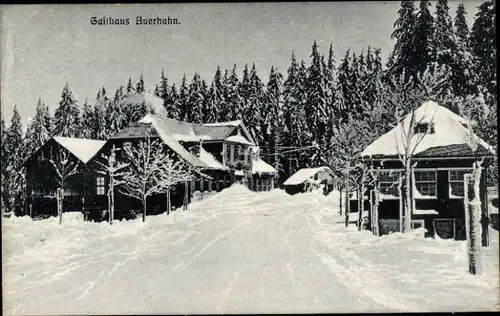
[414,123,434,134]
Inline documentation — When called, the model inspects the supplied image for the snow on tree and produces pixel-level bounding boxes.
[178,74,189,121]
[93,88,109,140]
[169,83,181,120]
[306,40,329,166]
[454,3,469,44]
[1,118,8,210]
[136,74,146,94]
[222,65,242,121]
[204,66,223,123]
[120,136,194,222]
[95,144,128,224]
[157,69,177,119]
[126,77,136,95]
[413,0,435,76]
[389,0,418,81]
[106,86,126,136]
[25,98,51,156]
[186,73,205,123]
[5,106,26,215]
[81,98,94,139]
[48,144,81,225]
[264,66,285,181]
[53,82,81,137]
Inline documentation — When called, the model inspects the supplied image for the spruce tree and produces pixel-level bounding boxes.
[5,106,25,214]
[239,64,252,122]
[245,63,265,145]
[433,0,455,67]
[306,40,328,166]
[1,117,8,210]
[414,0,434,75]
[204,66,223,123]
[336,49,352,123]
[25,98,51,155]
[93,88,108,140]
[126,77,135,95]
[136,74,145,93]
[106,86,125,136]
[224,65,241,121]
[53,82,81,137]
[186,73,205,123]
[178,74,189,121]
[265,66,285,180]
[454,3,469,45]
[81,98,94,138]
[470,0,496,99]
[42,103,53,137]
[390,1,418,81]
[169,83,181,120]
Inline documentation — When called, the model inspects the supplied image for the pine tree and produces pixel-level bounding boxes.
[106,86,125,136]
[224,65,241,121]
[306,40,329,166]
[5,106,25,214]
[454,3,469,44]
[1,117,9,210]
[204,66,223,123]
[265,66,285,180]
[336,49,352,123]
[158,69,175,118]
[25,98,51,155]
[414,0,434,76]
[433,0,455,68]
[53,82,81,137]
[186,73,205,123]
[245,63,265,144]
[389,1,418,81]
[169,83,181,120]
[136,74,145,93]
[126,77,135,95]
[239,64,252,121]
[470,0,496,99]
[178,74,189,121]
[42,103,53,137]
[93,88,108,140]
[81,98,94,138]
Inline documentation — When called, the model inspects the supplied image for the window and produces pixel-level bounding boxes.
[378,170,401,198]
[414,123,434,134]
[411,219,425,230]
[449,169,472,198]
[414,170,437,198]
[96,177,105,195]
[238,146,245,162]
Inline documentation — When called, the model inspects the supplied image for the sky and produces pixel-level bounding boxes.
[0,1,481,126]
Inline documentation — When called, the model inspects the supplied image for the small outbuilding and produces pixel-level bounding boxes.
[283,166,334,195]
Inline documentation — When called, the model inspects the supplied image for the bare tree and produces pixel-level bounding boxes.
[119,136,201,221]
[95,144,129,225]
[49,146,80,225]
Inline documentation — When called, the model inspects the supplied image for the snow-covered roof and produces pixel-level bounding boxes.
[225,135,254,146]
[361,101,495,158]
[283,166,333,186]
[251,158,277,175]
[199,148,227,170]
[202,120,243,127]
[53,137,106,164]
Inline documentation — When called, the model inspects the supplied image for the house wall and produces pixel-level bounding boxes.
[352,159,488,240]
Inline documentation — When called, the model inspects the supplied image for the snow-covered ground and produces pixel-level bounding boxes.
[2,185,499,314]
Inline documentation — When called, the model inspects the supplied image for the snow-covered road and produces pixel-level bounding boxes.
[3,185,499,314]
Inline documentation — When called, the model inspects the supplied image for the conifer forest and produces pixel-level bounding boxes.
[1,0,497,216]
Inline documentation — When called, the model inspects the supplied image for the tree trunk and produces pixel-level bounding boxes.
[109,187,114,225]
[183,180,189,211]
[57,188,63,225]
[465,166,483,275]
[339,186,343,216]
[142,197,147,222]
[480,170,489,247]
[167,188,171,215]
[357,172,365,231]
[344,173,350,228]
[402,158,412,233]
[373,184,380,236]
